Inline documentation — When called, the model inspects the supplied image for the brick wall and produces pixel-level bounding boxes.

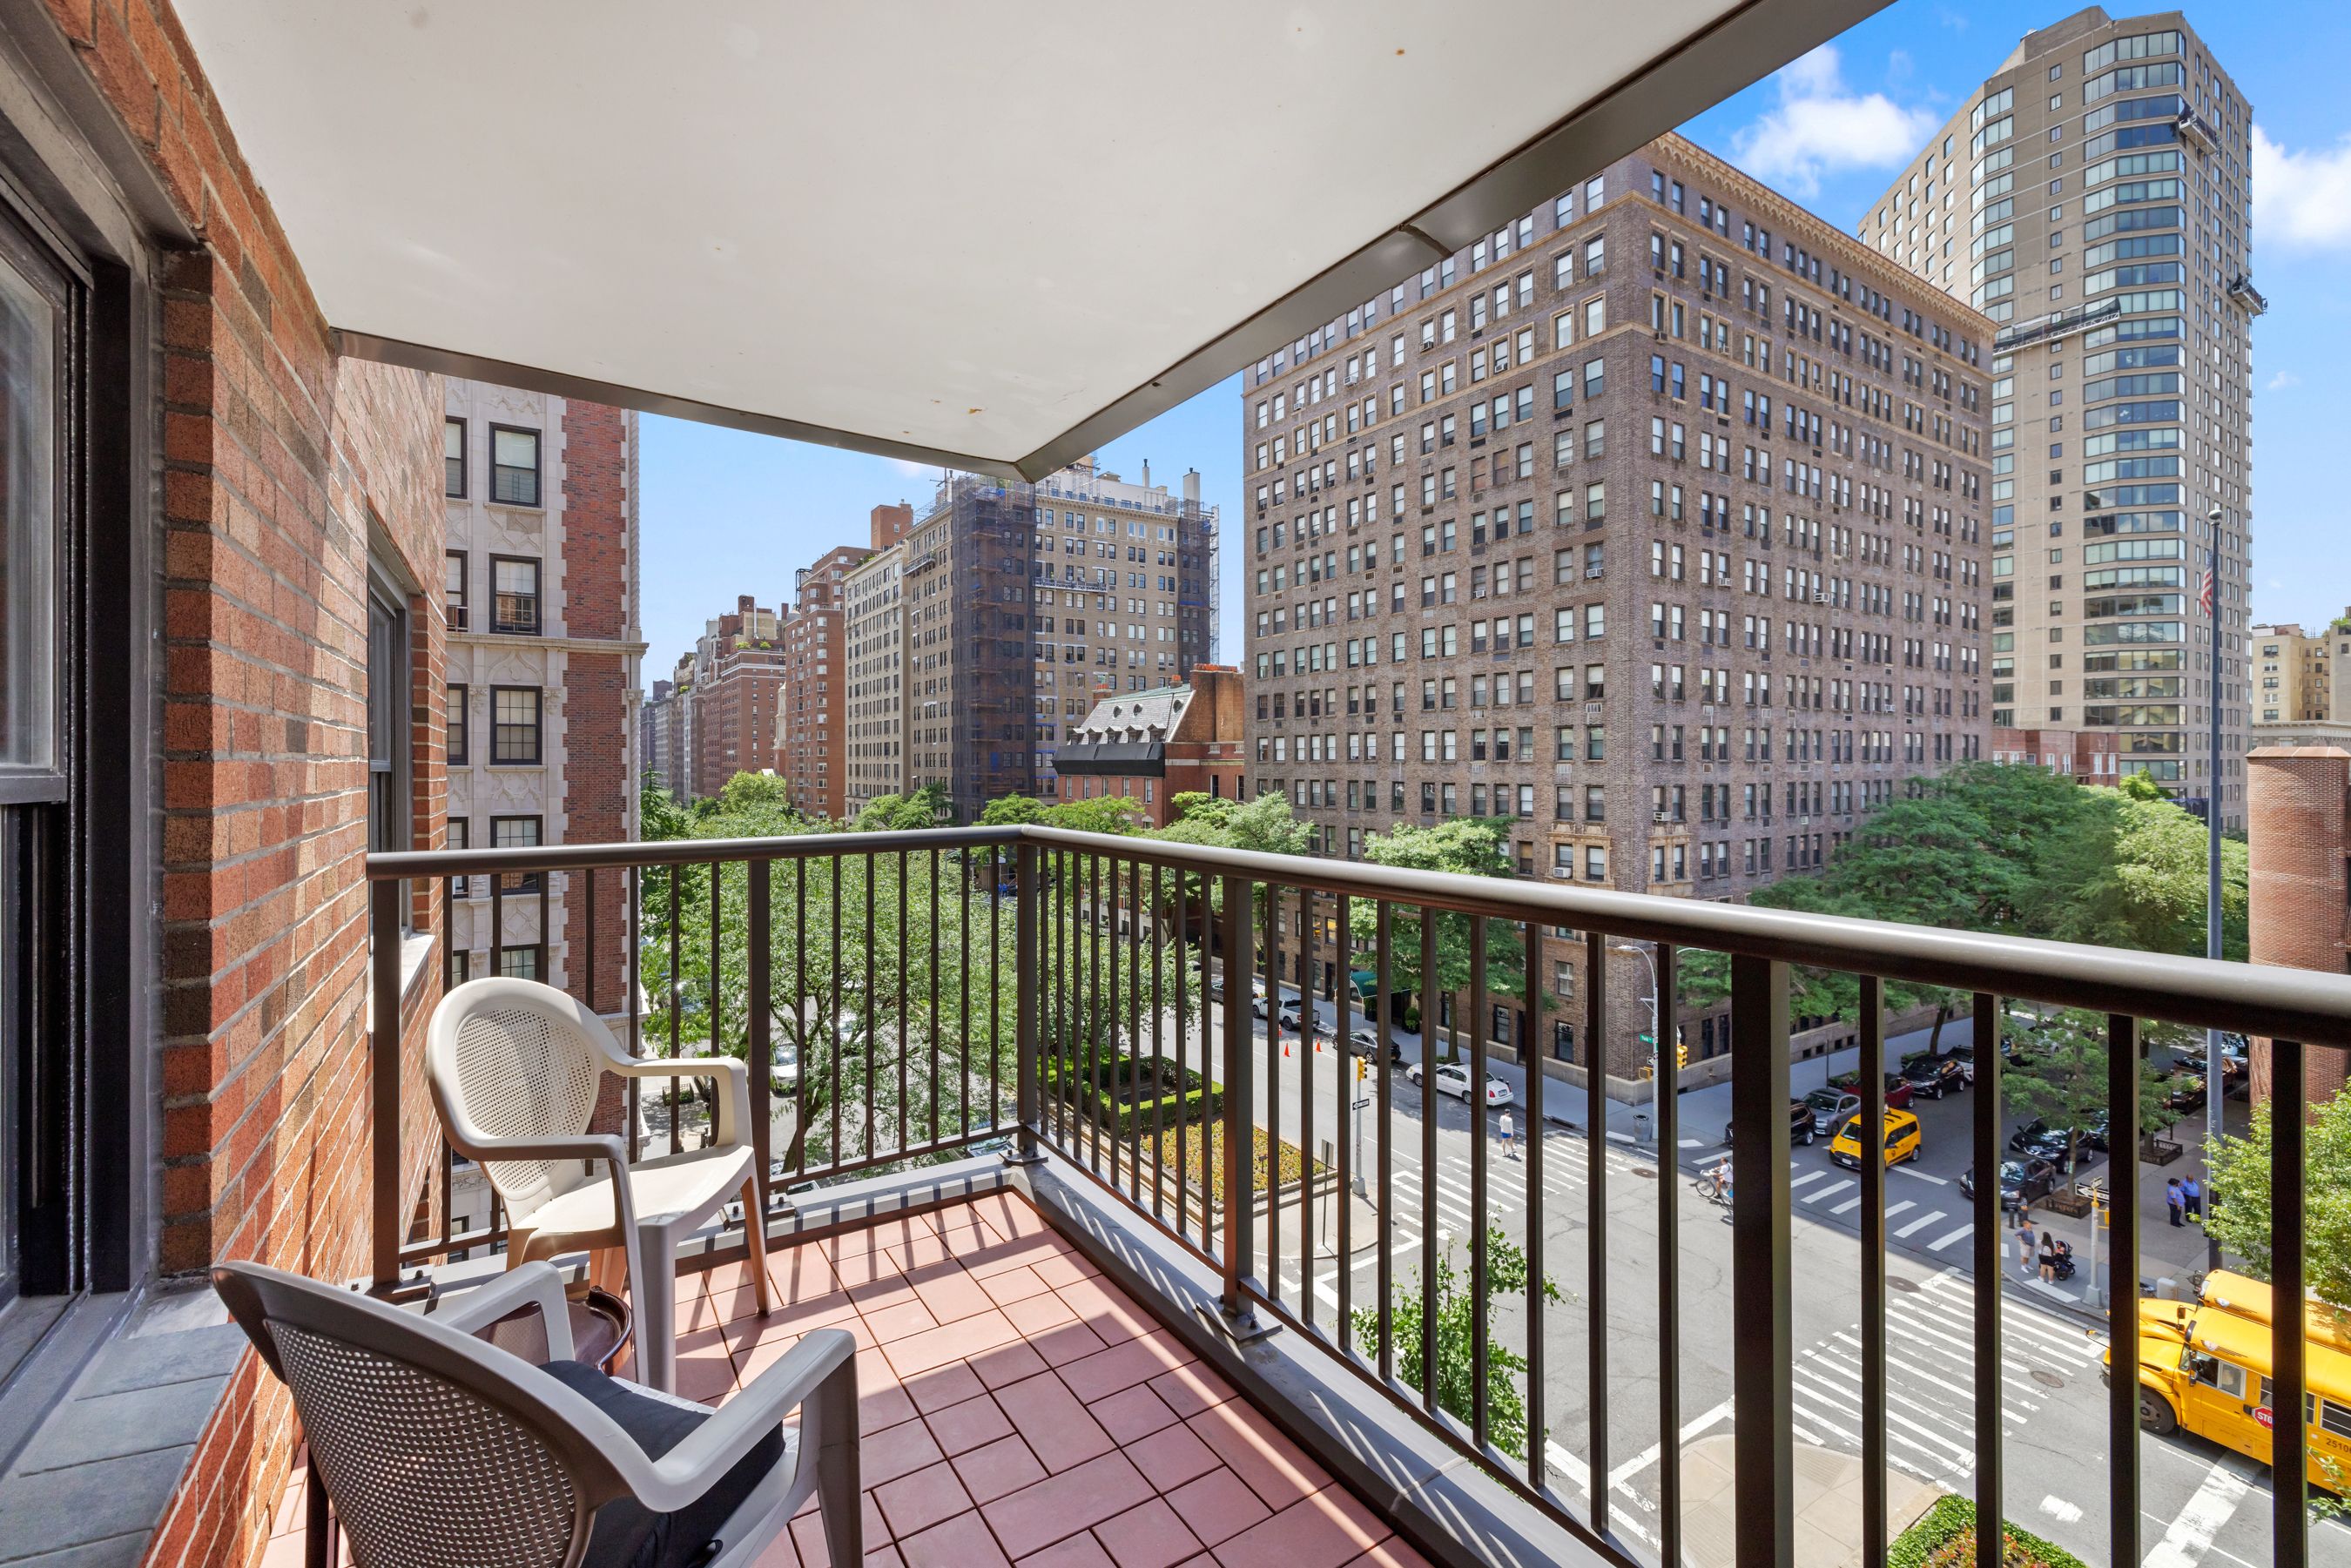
[558,400,633,1016]
[2246,745,2351,1108]
[30,5,447,1568]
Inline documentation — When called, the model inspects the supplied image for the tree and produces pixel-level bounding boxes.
[977,795,1045,827]
[852,783,951,831]
[639,772,1020,1172]
[1037,795,1146,836]
[1999,1007,2183,1171]
[2043,793,2247,960]
[2205,1091,2351,1310]
[1351,1228,1561,1461]
[1344,819,1525,1051]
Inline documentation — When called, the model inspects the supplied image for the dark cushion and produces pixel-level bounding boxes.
[541,1359,787,1568]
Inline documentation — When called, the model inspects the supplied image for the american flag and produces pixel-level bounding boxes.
[2199,568,2217,616]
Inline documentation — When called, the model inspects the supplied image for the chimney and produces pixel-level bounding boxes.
[1183,468,1201,506]
[1141,459,1152,489]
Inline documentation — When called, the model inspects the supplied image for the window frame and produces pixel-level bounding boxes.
[447,683,469,766]
[489,684,542,765]
[489,554,542,636]
[444,415,467,499]
[445,548,468,631]
[488,422,542,508]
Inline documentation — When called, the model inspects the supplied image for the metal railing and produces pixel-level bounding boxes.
[367,824,2351,1568]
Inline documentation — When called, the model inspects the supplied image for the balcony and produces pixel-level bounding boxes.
[334,825,2351,1568]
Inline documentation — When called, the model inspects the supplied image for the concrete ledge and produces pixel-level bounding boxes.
[1013,1152,1627,1568]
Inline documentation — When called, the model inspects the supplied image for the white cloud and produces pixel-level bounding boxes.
[1729,46,1940,199]
[2268,370,2300,391]
[2253,124,2351,249]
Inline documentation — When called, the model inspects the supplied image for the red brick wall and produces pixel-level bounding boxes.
[558,400,631,1016]
[31,5,446,1568]
[2246,746,2351,1110]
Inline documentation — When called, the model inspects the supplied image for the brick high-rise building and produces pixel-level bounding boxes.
[442,380,642,1003]
[1861,8,2256,828]
[778,504,908,821]
[1242,132,1993,1075]
[842,461,1220,822]
[2252,620,2332,728]
[664,650,697,801]
[686,596,788,799]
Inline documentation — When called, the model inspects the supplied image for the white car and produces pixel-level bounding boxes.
[1409,1061,1514,1107]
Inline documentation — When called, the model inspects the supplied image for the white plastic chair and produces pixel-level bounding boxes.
[212,1259,859,1568]
[428,977,771,1392]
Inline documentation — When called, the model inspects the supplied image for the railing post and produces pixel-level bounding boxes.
[1007,838,1044,1165]
[1208,871,1270,1340]
[747,859,774,1214]
[1728,953,1792,1568]
[367,875,419,1299]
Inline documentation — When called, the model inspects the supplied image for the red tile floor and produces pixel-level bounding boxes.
[266,1191,1428,1568]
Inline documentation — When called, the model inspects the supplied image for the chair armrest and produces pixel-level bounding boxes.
[431,1261,578,1362]
[610,1058,752,1150]
[448,1133,637,1237]
[630,1328,856,1513]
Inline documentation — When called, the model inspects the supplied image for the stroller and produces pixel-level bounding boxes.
[2039,1237,2077,1282]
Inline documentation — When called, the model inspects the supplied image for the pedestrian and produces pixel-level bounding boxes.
[2166,1177,2185,1228]
[1499,1109,1518,1160]
[2183,1174,2203,1224]
[2017,1208,2037,1275]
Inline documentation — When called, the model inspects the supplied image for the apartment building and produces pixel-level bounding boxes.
[845,542,909,812]
[643,677,679,790]
[2252,620,2332,724]
[664,651,696,800]
[443,379,643,999]
[684,596,787,799]
[840,461,1221,821]
[1861,8,2256,827]
[1241,131,1992,1074]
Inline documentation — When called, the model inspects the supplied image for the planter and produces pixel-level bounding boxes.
[2141,1134,2185,1166]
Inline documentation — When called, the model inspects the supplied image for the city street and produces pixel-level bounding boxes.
[1122,972,2346,1566]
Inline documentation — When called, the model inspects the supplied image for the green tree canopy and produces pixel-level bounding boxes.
[976,795,1046,827]
[1344,818,1526,1044]
[2206,1091,2351,1309]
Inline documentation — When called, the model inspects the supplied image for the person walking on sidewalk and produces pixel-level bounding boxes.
[2017,1209,2038,1275]
[1499,1109,1519,1160]
[2182,1174,2203,1224]
[2166,1177,2186,1228]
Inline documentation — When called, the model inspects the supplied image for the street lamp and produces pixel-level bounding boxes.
[1610,941,1661,1067]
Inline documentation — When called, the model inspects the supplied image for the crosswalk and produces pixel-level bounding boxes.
[1376,1128,1650,1242]
[1785,1268,2109,1484]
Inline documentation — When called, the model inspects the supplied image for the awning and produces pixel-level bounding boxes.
[174,1,1882,478]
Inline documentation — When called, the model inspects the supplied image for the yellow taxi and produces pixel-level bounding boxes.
[1828,1108,1922,1170]
[2112,1270,2351,1491]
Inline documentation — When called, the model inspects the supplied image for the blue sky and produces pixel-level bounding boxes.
[640,1,2351,676]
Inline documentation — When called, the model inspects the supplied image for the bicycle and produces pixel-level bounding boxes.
[1694,1168,1733,1206]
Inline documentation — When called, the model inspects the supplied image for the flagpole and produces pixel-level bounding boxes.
[2204,504,2224,1272]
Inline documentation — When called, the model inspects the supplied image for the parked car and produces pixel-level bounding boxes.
[1829,1070,1917,1110]
[1346,1026,1405,1065]
[2005,1120,2076,1170]
[2164,1072,2207,1114]
[1804,1087,1860,1137]
[1409,1060,1514,1107]
[1961,1157,2062,1212]
[1829,1109,1922,1170]
[1725,1100,1817,1148]
[1901,1054,1969,1100]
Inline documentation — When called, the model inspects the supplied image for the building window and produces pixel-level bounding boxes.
[448,815,470,898]
[491,555,542,635]
[366,575,411,864]
[446,549,468,631]
[444,416,466,497]
[491,685,542,764]
[446,946,471,991]
[489,424,541,506]
[447,683,469,765]
[497,945,546,981]
[492,813,542,894]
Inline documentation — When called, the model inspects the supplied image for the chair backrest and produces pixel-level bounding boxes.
[429,978,618,1225]
[213,1262,637,1568]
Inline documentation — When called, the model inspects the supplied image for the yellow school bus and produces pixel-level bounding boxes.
[2114,1269,2351,1489]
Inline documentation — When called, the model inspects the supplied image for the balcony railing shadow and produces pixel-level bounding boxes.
[362,824,2351,1568]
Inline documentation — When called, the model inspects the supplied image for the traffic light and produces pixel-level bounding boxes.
[1675,1041,1689,1071]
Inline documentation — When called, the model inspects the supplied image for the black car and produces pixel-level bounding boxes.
[1962,1158,2061,1212]
[2163,1073,2207,1114]
[1901,1054,1968,1100]
[1726,1100,1816,1148]
[2006,1121,2076,1170]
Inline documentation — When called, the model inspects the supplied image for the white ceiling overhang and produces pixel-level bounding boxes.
[172,1,1884,479]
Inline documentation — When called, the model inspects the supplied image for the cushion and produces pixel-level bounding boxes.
[541,1359,787,1568]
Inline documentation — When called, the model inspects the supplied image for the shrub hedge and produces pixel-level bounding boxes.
[1890,1496,2087,1568]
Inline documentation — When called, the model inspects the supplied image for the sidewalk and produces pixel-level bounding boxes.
[1678,1433,1939,1568]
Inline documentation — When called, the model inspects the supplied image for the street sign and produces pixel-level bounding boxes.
[1353,1096,1372,1111]
[1638,1032,1655,1046]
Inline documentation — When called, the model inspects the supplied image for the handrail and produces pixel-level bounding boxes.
[373,824,2351,1046]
